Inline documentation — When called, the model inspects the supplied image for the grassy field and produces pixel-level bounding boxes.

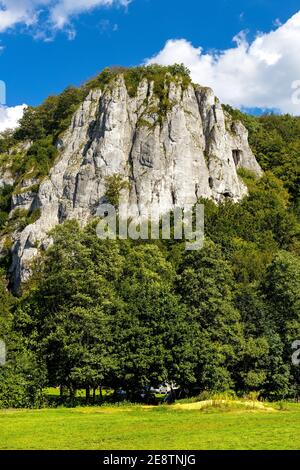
[1,402,300,450]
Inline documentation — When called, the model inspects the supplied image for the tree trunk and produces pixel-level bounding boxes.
[99,385,103,403]
[86,386,90,404]
[92,388,96,404]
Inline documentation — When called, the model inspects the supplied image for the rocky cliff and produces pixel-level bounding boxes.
[0,69,262,289]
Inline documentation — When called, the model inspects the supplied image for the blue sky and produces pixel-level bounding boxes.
[1,0,300,129]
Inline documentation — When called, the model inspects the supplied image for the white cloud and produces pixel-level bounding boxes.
[0,0,129,34]
[146,11,300,114]
[0,104,26,132]
[50,0,129,29]
[0,1,48,32]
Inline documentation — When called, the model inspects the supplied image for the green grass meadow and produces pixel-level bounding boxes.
[1,403,300,450]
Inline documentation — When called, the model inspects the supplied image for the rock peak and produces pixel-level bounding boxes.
[0,67,262,289]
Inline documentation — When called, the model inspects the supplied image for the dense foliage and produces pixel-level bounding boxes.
[1,169,299,406]
[0,68,299,407]
[224,106,300,212]
[86,64,191,98]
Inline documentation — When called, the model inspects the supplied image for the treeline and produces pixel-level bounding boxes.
[0,169,299,407]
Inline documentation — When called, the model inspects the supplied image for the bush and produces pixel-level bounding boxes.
[14,87,88,142]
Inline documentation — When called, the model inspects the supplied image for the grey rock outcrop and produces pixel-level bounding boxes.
[11,178,40,212]
[0,169,14,189]
[8,76,262,288]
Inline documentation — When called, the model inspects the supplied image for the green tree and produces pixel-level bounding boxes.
[0,272,46,408]
[17,221,123,399]
[112,244,197,396]
[40,306,115,402]
[177,241,244,392]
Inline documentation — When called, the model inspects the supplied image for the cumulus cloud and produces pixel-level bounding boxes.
[0,0,130,34]
[0,104,26,132]
[146,11,300,114]
[50,0,129,29]
[0,0,48,32]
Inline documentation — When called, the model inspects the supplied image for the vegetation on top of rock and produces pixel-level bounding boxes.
[86,64,192,124]
[85,64,192,97]
[15,86,88,142]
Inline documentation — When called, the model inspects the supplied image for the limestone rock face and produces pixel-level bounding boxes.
[0,169,14,189]
[8,76,262,288]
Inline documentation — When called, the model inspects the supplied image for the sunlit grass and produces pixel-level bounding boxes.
[1,402,299,450]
